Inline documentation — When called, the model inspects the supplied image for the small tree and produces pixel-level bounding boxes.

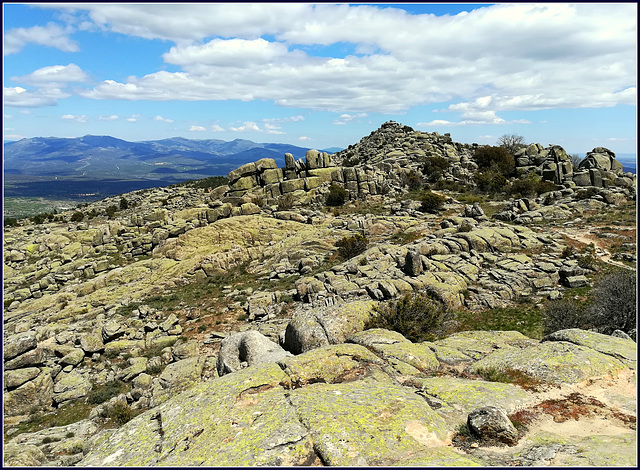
[497,134,526,155]
[119,197,129,210]
[570,154,583,171]
[584,271,636,336]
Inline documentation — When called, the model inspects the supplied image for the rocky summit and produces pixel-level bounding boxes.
[2,121,636,467]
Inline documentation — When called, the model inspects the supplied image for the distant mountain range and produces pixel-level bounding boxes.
[3,135,340,182]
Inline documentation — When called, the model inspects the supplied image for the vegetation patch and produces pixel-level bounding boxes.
[365,293,453,342]
[475,367,544,392]
[455,304,543,339]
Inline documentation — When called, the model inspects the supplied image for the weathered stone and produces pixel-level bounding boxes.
[53,370,92,404]
[4,367,41,389]
[59,348,85,367]
[79,332,105,353]
[102,322,125,342]
[284,152,296,169]
[227,162,256,183]
[472,340,627,385]
[217,330,292,376]
[3,443,49,467]
[283,301,377,354]
[541,329,636,367]
[467,406,519,445]
[3,331,38,360]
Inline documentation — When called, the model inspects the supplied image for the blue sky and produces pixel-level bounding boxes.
[3,3,637,158]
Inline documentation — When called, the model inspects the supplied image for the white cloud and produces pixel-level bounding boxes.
[126,114,141,122]
[4,86,70,107]
[211,124,225,132]
[54,3,637,116]
[264,123,285,134]
[333,113,368,125]
[263,115,305,123]
[189,125,206,131]
[299,136,311,141]
[3,22,78,55]
[153,115,174,123]
[61,114,87,123]
[12,64,88,86]
[230,122,261,132]
[99,114,119,121]
[4,134,27,140]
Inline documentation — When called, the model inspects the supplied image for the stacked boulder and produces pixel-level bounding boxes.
[513,144,574,184]
[574,147,634,189]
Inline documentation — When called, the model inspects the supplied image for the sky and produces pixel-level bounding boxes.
[3,2,637,157]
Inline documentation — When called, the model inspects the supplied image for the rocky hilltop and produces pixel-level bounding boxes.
[3,122,636,466]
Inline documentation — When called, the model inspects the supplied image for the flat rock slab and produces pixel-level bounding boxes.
[433,330,538,360]
[411,376,532,421]
[542,329,637,368]
[472,341,627,385]
[287,370,451,466]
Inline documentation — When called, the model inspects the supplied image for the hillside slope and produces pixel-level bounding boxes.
[3,122,636,467]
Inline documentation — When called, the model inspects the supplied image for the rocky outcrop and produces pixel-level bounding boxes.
[77,328,636,467]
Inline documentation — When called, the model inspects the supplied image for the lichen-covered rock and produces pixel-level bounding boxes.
[433,330,537,360]
[472,341,627,385]
[467,406,519,445]
[541,329,636,367]
[4,366,41,389]
[287,369,451,466]
[277,343,384,386]
[217,330,292,376]
[4,331,38,361]
[348,329,438,374]
[53,370,92,404]
[81,363,314,466]
[4,371,53,415]
[410,376,531,421]
[3,443,49,466]
[151,356,208,407]
[283,300,376,354]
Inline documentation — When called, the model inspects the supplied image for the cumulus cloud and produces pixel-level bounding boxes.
[333,113,368,125]
[12,64,88,86]
[4,86,70,107]
[189,125,206,131]
[153,115,174,123]
[3,22,78,55]
[99,114,119,121]
[42,4,639,117]
[230,122,261,132]
[61,114,87,123]
[211,124,225,132]
[126,114,141,122]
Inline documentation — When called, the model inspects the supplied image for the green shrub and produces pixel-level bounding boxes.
[474,145,515,175]
[87,380,129,405]
[585,271,636,337]
[326,184,349,207]
[105,401,137,426]
[402,170,423,191]
[335,234,369,260]
[119,197,129,210]
[69,211,84,222]
[475,170,507,194]
[542,299,585,336]
[422,156,450,183]
[105,205,118,218]
[4,217,18,227]
[419,191,447,213]
[508,175,558,198]
[365,293,450,342]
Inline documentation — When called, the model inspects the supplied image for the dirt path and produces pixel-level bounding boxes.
[553,226,635,271]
